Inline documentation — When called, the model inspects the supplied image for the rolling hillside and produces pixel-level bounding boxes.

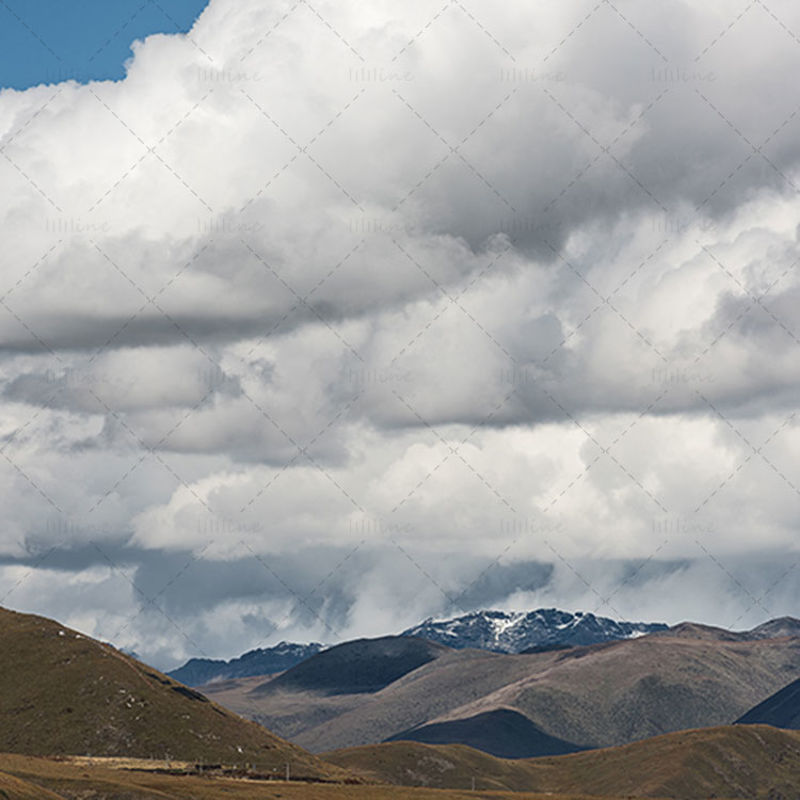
[0,606,348,779]
[325,724,800,798]
[204,625,800,753]
[444,629,800,747]
[207,643,538,750]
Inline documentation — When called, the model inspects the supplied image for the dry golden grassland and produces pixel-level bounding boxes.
[0,751,632,800]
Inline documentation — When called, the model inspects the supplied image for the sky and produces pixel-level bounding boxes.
[0,0,209,89]
[0,0,799,671]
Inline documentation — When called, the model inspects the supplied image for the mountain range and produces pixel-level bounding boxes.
[202,617,800,756]
[401,608,669,653]
[169,607,669,686]
[167,641,325,687]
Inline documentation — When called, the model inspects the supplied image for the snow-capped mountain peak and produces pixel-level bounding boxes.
[401,608,668,653]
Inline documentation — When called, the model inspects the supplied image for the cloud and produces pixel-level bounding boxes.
[1,0,799,666]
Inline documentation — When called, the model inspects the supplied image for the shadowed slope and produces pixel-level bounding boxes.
[737,676,800,729]
[385,708,585,758]
[250,636,449,696]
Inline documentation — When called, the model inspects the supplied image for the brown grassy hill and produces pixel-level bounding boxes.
[0,752,627,800]
[0,606,348,780]
[204,630,800,752]
[445,634,800,747]
[325,724,800,798]
[327,739,558,791]
[205,646,546,750]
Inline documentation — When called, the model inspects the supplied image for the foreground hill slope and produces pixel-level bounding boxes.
[326,724,800,798]
[206,627,800,752]
[737,675,800,729]
[0,607,347,779]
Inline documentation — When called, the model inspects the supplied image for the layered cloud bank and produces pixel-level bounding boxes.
[1,0,799,666]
